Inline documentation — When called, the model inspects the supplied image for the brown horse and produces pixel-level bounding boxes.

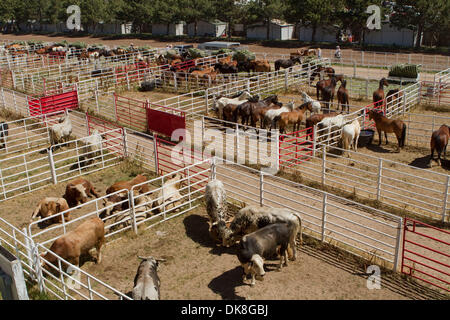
[305,112,337,140]
[337,79,349,113]
[373,78,389,108]
[320,77,339,110]
[430,125,450,167]
[310,66,335,82]
[276,102,313,134]
[316,74,344,100]
[368,109,406,151]
[386,89,403,109]
[251,103,281,128]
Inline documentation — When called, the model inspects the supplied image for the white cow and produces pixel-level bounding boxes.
[49,115,72,147]
[152,173,184,213]
[132,256,165,300]
[79,129,103,167]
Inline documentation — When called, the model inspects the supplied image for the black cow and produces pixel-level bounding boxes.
[0,122,9,149]
[237,222,296,286]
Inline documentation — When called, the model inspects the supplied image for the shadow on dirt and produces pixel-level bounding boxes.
[208,266,246,300]
[300,242,449,300]
[182,214,236,256]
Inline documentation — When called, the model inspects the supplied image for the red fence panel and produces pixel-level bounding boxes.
[114,94,147,132]
[279,127,314,167]
[146,104,186,140]
[155,135,207,182]
[86,114,125,157]
[401,217,450,292]
[28,90,79,117]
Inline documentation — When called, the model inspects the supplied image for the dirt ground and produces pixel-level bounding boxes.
[79,204,448,300]
[1,34,448,61]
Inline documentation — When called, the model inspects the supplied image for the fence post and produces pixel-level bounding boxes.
[365,79,369,100]
[211,157,217,180]
[274,129,280,172]
[284,70,288,91]
[122,129,128,158]
[84,112,90,136]
[235,123,240,161]
[128,190,138,235]
[113,93,118,122]
[402,91,406,114]
[173,72,178,92]
[259,171,264,206]
[361,51,364,65]
[23,228,35,281]
[441,175,450,223]
[205,88,209,114]
[376,159,383,201]
[153,134,159,175]
[393,218,402,272]
[48,147,58,184]
[32,246,45,294]
[321,193,327,242]
[201,116,205,144]
[321,146,326,185]
[312,125,317,157]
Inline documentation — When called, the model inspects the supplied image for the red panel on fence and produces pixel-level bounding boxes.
[86,114,125,156]
[279,127,314,167]
[155,135,208,189]
[146,106,186,140]
[28,90,79,117]
[401,218,450,292]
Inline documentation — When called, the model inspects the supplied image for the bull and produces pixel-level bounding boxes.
[237,222,296,286]
[132,256,166,300]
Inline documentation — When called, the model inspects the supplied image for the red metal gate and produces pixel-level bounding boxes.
[401,218,450,292]
[154,135,208,192]
[28,90,79,117]
[279,127,314,168]
[86,113,125,156]
[146,104,186,140]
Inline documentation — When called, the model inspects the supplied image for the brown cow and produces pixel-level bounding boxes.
[63,178,100,208]
[102,174,150,216]
[30,197,71,224]
[41,217,105,273]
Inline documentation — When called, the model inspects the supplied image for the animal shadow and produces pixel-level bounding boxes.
[366,143,392,154]
[182,214,236,256]
[409,155,433,169]
[208,266,246,300]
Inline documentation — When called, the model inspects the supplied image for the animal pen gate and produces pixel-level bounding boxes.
[27,90,79,117]
[279,127,315,168]
[401,218,450,292]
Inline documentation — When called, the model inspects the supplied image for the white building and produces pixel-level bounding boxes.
[247,20,294,40]
[187,20,228,37]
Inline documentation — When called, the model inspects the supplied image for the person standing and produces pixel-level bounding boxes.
[334,46,341,60]
[317,47,322,59]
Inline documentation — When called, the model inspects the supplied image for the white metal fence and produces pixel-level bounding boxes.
[214,160,403,271]
[0,128,124,202]
[0,217,131,300]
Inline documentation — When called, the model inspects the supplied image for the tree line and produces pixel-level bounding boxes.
[0,0,448,47]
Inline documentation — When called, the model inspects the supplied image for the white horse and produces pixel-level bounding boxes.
[317,114,346,144]
[212,91,253,118]
[301,92,321,113]
[263,101,295,130]
[340,119,361,157]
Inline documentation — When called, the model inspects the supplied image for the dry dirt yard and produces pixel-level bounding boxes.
[81,205,446,300]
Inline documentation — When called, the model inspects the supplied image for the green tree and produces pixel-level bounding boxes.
[390,0,450,48]
[288,0,343,42]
